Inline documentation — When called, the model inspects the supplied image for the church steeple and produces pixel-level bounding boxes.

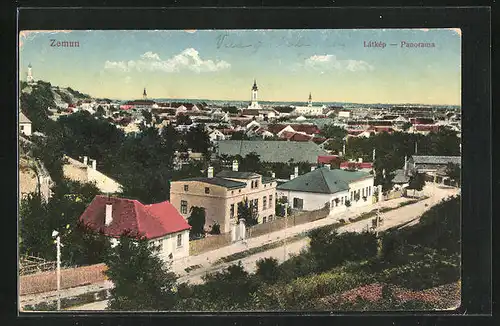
[250,79,259,108]
[307,92,312,107]
[143,87,147,100]
[27,63,34,84]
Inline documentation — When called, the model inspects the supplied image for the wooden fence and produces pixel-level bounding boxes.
[247,207,330,239]
[20,263,108,296]
[189,207,330,256]
[189,233,232,256]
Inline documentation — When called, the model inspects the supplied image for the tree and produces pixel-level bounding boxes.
[185,124,211,156]
[401,122,412,131]
[320,124,347,141]
[255,257,281,283]
[142,109,153,126]
[176,113,192,125]
[104,232,178,311]
[240,152,263,173]
[408,172,426,196]
[95,105,106,118]
[188,206,206,238]
[445,163,461,186]
[230,130,249,140]
[209,222,221,235]
[237,197,258,226]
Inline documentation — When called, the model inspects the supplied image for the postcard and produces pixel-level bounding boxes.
[18,28,462,312]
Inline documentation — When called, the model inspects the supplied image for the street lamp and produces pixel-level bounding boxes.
[52,230,61,311]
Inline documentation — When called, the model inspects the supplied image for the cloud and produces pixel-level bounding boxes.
[303,54,374,72]
[104,48,231,73]
[124,76,132,84]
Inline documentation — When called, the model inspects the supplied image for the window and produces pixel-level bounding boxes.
[254,199,259,211]
[263,216,267,223]
[255,180,259,188]
[250,181,254,188]
[368,187,371,196]
[239,189,241,193]
[263,196,267,209]
[268,215,273,222]
[157,240,163,251]
[269,195,273,207]
[350,192,353,201]
[341,196,344,205]
[362,188,365,197]
[181,200,188,214]
[232,191,234,195]
[205,187,210,194]
[177,234,182,247]
[230,204,235,218]
[184,185,189,191]
[21,125,24,131]
[293,198,304,210]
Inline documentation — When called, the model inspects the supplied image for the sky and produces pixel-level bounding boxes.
[19,29,461,105]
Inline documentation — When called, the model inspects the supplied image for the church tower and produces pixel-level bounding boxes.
[27,63,34,84]
[308,92,312,107]
[251,79,258,107]
[143,87,147,100]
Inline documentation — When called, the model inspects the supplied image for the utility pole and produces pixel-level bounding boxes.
[284,202,288,260]
[53,232,61,311]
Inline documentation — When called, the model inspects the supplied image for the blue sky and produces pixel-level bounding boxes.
[19,29,461,105]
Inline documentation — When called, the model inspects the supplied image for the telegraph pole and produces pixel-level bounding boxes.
[56,234,61,311]
[284,202,288,260]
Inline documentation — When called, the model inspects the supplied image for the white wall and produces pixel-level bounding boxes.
[20,123,32,136]
[276,189,349,211]
[153,230,190,262]
[347,177,375,208]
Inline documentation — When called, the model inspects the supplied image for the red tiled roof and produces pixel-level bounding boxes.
[267,124,287,134]
[312,137,327,144]
[79,195,191,240]
[279,131,296,140]
[340,162,374,169]
[289,124,321,135]
[410,118,434,125]
[368,126,394,133]
[289,133,313,142]
[317,155,340,164]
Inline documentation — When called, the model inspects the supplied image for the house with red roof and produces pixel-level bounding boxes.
[79,195,191,262]
[340,161,374,172]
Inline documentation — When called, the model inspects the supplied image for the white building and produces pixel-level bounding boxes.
[26,63,35,85]
[209,129,226,142]
[291,93,325,116]
[276,166,375,218]
[79,195,191,263]
[19,111,32,136]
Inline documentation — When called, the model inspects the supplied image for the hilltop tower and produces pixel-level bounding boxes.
[143,87,147,100]
[308,92,312,107]
[27,63,34,84]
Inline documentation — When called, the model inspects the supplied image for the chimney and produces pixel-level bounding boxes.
[358,158,363,163]
[105,203,113,226]
[91,159,97,170]
[207,166,214,178]
[83,156,88,165]
[294,166,299,177]
[311,166,316,172]
[232,160,239,172]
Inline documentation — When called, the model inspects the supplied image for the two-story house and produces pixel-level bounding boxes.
[170,162,277,233]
